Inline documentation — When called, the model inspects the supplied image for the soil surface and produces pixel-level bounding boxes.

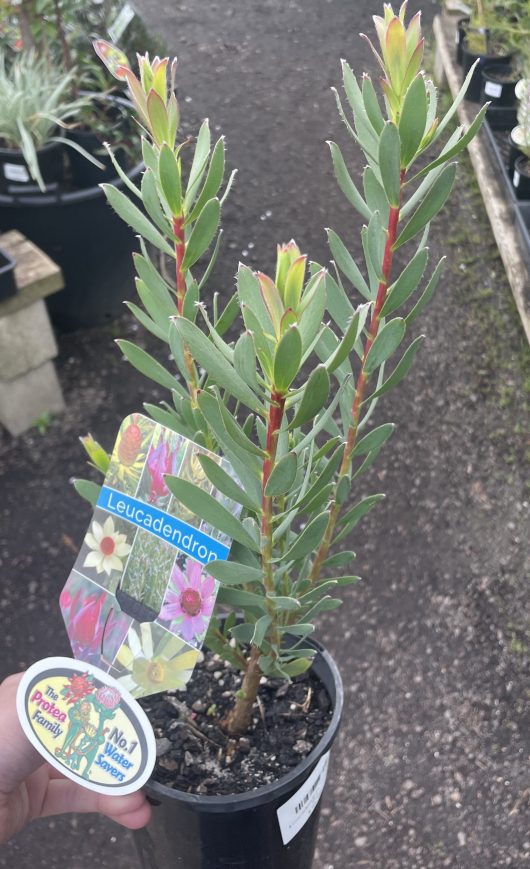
[142,652,331,796]
[1,1,529,868]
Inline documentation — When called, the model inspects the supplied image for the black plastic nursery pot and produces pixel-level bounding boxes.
[133,639,343,869]
[0,139,64,194]
[455,17,469,66]
[67,127,128,189]
[480,64,519,107]
[512,155,530,200]
[0,157,143,330]
[461,42,511,102]
[482,106,519,188]
[0,245,17,302]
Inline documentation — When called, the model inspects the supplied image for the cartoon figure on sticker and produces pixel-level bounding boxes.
[54,675,121,780]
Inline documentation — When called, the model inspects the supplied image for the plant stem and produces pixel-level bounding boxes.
[224,645,262,736]
[308,172,406,584]
[173,216,199,405]
[224,390,286,735]
[53,0,73,72]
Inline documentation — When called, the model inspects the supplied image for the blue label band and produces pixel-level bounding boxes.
[97,486,229,565]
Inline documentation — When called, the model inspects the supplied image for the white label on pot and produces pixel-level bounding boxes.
[4,163,29,183]
[16,656,156,795]
[455,30,459,44]
[484,81,502,98]
[108,3,135,42]
[277,751,330,845]
[514,170,521,188]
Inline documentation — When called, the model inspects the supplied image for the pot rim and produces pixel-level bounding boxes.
[0,134,64,158]
[145,637,344,812]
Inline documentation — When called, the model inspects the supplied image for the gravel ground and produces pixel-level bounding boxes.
[1,1,529,867]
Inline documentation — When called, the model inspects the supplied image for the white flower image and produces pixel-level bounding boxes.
[83,515,132,576]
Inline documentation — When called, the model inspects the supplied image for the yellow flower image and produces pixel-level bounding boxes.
[115,623,200,698]
[83,516,132,576]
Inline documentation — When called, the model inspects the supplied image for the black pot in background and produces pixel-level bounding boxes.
[513,154,530,199]
[0,139,64,195]
[0,157,143,330]
[461,42,512,102]
[509,128,524,176]
[67,127,127,189]
[133,639,343,869]
[0,245,17,302]
[455,17,469,66]
[480,64,519,107]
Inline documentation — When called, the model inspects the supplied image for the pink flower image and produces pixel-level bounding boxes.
[159,560,217,644]
[69,593,107,659]
[95,685,121,710]
[146,439,180,503]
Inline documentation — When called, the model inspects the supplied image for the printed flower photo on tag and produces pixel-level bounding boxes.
[61,414,242,697]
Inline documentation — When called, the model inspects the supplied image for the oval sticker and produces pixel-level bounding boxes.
[16,657,156,795]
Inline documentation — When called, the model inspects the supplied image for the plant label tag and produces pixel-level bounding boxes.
[484,81,502,98]
[4,163,29,183]
[108,3,135,42]
[16,657,156,795]
[276,752,330,845]
[61,414,242,698]
[514,170,521,188]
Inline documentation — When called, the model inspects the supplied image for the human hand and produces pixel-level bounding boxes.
[0,673,152,843]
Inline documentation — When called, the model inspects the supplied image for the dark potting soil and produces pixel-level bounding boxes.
[140,650,332,796]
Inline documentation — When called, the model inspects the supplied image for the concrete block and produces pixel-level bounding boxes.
[0,299,58,381]
[0,361,65,436]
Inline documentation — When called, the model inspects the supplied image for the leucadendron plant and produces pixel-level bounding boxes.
[79,4,486,737]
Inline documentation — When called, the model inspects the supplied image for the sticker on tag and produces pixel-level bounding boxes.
[61,414,242,698]
[4,163,29,183]
[484,81,502,98]
[276,752,330,845]
[16,657,155,795]
[514,170,520,188]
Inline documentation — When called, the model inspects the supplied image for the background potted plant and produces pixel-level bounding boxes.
[461,0,512,100]
[75,5,485,867]
[0,0,162,329]
[511,78,530,198]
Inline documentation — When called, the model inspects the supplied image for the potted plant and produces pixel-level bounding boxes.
[0,50,101,193]
[461,0,512,100]
[74,5,485,867]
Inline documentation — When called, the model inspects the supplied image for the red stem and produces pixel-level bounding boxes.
[173,216,186,314]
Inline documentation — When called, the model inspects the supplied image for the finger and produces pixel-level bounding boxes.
[0,675,45,790]
[39,778,152,829]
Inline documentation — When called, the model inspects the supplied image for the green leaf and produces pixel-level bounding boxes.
[380,247,429,318]
[326,304,369,373]
[298,270,327,353]
[399,75,428,167]
[279,623,315,638]
[364,318,406,375]
[251,615,272,646]
[101,184,174,256]
[143,402,193,438]
[293,444,344,511]
[237,264,274,336]
[279,511,330,563]
[325,271,355,327]
[352,423,394,457]
[116,340,179,391]
[125,301,167,342]
[363,166,389,223]
[328,141,371,220]
[182,198,220,270]
[165,476,260,551]
[216,586,266,610]
[158,143,182,216]
[215,292,240,336]
[290,365,329,429]
[327,229,371,300]
[378,122,401,207]
[362,75,385,135]
[198,454,260,512]
[336,493,385,536]
[188,136,226,222]
[323,550,356,568]
[234,332,259,394]
[207,560,263,585]
[267,595,300,611]
[72,478,100,507]
[365,210,385,282]
[394,163,457,249]
[274,326,302,392]
[217,399,266,458]
[368,335,425,400]
[406,257,445,324]
[185,119,211,202]
[173,318,262,413]
[265,452,298,497]
[280,658,313,677]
